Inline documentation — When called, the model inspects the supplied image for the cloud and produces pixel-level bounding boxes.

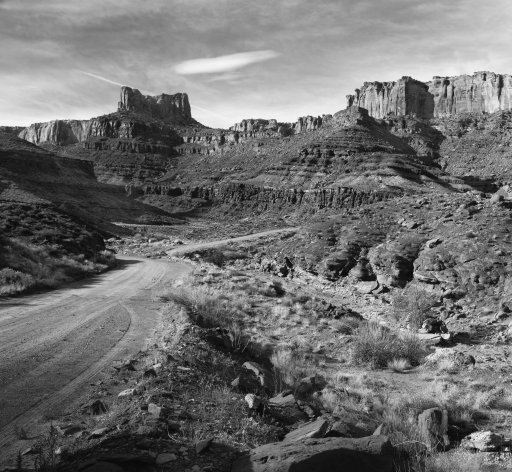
[174,50,280,75]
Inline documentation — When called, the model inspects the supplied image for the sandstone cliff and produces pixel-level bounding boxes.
[118,86,192,123]
[347,72,512,119]
[429,71,512,117]
[346,77,433,119]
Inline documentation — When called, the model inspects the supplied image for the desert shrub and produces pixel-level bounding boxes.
[0,268,34,295]
[270,347,317,393]
[393,287,438,329]
[331,315,362,334]
[388,358,412,372]
[258,280,285,297]
[165,287,235,328]
[189,247,247,267]
[425,449,485,472]
[351,322,428,368]
[33,425,59,472]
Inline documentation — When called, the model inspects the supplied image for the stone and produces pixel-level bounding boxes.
[283,419,329,442]
[426,238,442,248]
[244,393,262,410]
[417,408,449,451]
[295,375,327,398]
[461,431,504,452]
[195,437,213,454]
[356,281,379,294]
[81,462,125,472]
[148,403,164,418]
[156,453,177,464]
[89,427,109,439]
[242,361,273,390]
[83,400,108,415]
[231,435,394,472]
[231,371,262,394]
[420,318,448,334]
[118,388,137,397]
[268,391,308,424]
[325,418,375,439]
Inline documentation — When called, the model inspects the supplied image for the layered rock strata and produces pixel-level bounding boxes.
[346,77,434,119]
[347,72,512,119]
[118,86,192,123]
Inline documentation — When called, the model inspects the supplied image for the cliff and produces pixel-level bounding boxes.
[429,71,512,117]
[347,72,512,119]
[19,86,197,147]
[346,77,433,119]
[118,86,192,123]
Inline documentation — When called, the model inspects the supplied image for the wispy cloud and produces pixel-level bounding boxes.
[76,70,126,87]
[174,50,280,75]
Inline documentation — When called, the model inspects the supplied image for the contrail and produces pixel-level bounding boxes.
[191,104,232,122]
[76,70,126,87]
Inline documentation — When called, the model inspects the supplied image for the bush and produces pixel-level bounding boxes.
[351,322,428,368]
[393,287,438,329]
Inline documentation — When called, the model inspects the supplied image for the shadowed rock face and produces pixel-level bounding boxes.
[118,86,192,122]
[347,72,512,119]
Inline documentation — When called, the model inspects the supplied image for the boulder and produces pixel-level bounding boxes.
[232,370,263,394]
[283,419,329,443]
[417,408,449,451]
[82,400,108,415]
[231,435,394,472]
[242,361,273,391]
[461,431,504,452]
[244,393,262,410]
[268,391,308,424]
[356,281,379,294]
[420,318,448,334]
[295,375,327,398]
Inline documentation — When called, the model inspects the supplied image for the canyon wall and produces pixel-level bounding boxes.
[429,71,512,117]
[142,182,394,212]
[346,77,433,119]
[118,86,192,123]
[347,72,512,119]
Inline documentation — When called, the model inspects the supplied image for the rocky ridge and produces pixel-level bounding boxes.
[347,71,512,119]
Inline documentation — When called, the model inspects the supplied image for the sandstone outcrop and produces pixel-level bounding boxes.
[429,71,512,117]
[347,71,512,120]
[346,76,433,119]
[231,435,394,472]
[118,86,192,123]
[19,119,92,145]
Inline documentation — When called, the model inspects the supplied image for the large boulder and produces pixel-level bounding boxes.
[268,391,308,424]
[283,418,329,443]
[231,435,394,472]
[461,431,505,452]
[417,408,449,450]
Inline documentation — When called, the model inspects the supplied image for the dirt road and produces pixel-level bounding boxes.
[0,257,190,451]
[0,227,297,455]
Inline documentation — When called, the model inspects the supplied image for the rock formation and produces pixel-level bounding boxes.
[118,86,192,123]
[346,77,434,119]
[429,71,512,117]
[19,120,92,145]
[347,72,512,119]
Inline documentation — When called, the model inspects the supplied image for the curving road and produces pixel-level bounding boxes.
[0,257,190,453]
[0,227,297,454]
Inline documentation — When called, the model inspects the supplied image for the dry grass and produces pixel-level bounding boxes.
[351,322,428,368]
[425,449,486,472]
[388,358,412,372]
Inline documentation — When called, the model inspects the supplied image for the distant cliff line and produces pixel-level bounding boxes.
[346,71,512,119]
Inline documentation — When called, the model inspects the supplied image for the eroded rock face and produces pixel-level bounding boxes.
[429,72,512,117]
[347,72,512,119]
[118,86,192,122]
[19,120,92,145]
[346,77,434,119]
[231,435,394,472]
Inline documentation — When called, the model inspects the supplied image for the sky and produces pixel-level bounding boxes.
[1,0,512,128]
